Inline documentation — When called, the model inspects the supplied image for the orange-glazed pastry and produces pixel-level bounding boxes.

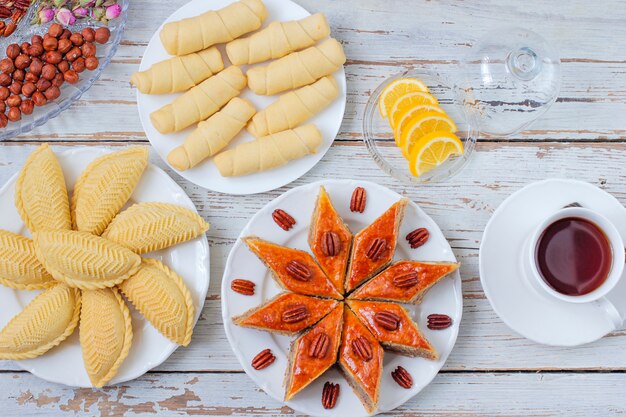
[345,199,408,293]
[308,186,352,294]
[347,300,437,360]
[284,304,343,400]
[233,293,339,336]
[348,261,459,303]
[338,306,383,415]
[244,237,343,300]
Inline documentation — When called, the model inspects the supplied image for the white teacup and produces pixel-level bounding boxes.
[523,207,625,326]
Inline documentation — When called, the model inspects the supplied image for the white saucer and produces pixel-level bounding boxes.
[480,179,626,346]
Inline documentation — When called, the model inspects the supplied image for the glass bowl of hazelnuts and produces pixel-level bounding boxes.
[0,0,128,139]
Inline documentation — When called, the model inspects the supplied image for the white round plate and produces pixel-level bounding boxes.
[0,147,210,387]
[480,178,626,346]
[221,179,462,416]
[136,0,347,195]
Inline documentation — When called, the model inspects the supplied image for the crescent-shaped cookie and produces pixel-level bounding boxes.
[119,258,195,346]
[33,230,141,290]
[71,147,149,235]
[0,230,55,290]
[102,202,209,254]
[15,144,71,232]
[0,284,81,360]
[80,288,133,388]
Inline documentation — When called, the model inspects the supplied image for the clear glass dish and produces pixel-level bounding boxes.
[0,0,128,140]
[363,69,478,184]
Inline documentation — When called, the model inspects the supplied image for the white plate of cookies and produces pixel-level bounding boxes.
[134,0,347,195]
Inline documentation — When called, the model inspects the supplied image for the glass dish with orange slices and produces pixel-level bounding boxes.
[363,70,477,183]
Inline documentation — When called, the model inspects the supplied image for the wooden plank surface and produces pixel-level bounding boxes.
[2,0,626,415]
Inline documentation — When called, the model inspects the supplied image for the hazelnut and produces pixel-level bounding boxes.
[66,47,81,62]
[9,81,21,95]
[44,51,62,65]
[81,42,96,58]
[0,73,11,87]
[6,95,21,108]
[61,29,71,40]
[85,56,98,71]
[0,86,8,100]
[0,101,5,114]
[5,44,20,60]
[12,69,24,81]
[14,54,31,70]
[70,33,84,46]
[29,59,43,76]
[94,27,111,44]
[36,78,51,92]
[7,107,21,122]
[24,72,39,83]
[52,73,64,87]
[57,60,69,73]
[0,113,8,128]
[41,63,56,80]
[48,23,63,38]
[28,43,44,57]
[63,70,79,84]
[71,57,85,73]
[21,82,36,97]
[20,42,30,54]
[44,85,60,100]
[31,35,43,45]
[32,91,47,106]
[0,58,14,74]
[20,99,34,115]
[57,38,72,54]
[81,27,95,43]
[43,37,58,51]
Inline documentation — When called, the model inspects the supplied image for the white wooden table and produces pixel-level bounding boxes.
[2,0,626,415]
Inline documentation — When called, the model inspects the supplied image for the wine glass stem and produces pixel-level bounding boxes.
[506,47,542,81]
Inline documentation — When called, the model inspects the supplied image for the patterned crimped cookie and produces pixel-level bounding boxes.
[102,202,209,254]
[80,287,133,388]
[0,284,81,360]
[71,146,149,236]
[119,258,195,346]
[33,230,141,290]
[0,230,55,290]
[15,144,71,232]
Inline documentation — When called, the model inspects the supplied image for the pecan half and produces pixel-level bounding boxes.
[322,381,340,409]
[308,332,330,359]
[286,260,311,281]
[350,187,366,213]
[393,270,419,288]
[282,304,309,323]
[366,238,387,261]
[231,279,255,296]
[351,335,373,361]
[374,311,401,331]
[251,349,275,370]
[427,314,452,330]
[406,228,429,249]
[391,366,413,389]
[321,231,341,257]
[272,209,296,231]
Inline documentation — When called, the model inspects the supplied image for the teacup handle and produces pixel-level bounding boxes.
[596,296,624,330]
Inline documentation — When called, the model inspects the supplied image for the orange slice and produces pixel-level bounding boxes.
[378,78,429,119]
[399,111,457,157]
[408,131,464,177]
[388,92,438,126]
[391,104,444,145]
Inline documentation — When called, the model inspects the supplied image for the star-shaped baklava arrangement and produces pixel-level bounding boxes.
[232,186,459,414]
[0,144,209,387]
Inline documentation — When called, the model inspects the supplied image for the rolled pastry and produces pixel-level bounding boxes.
[247,38,346,95]
[248,76,338,137]
[150,66,246,134]
[168,98,256,171]
[160,0,267,56]
[130,47,224,95]
[214,124,323,177]
[226,13,330,66]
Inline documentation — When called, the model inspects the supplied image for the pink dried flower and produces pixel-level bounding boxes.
[105,4,120,19]
[55,7,76,25]
[73,7,89,18]
[39,7,55,24]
